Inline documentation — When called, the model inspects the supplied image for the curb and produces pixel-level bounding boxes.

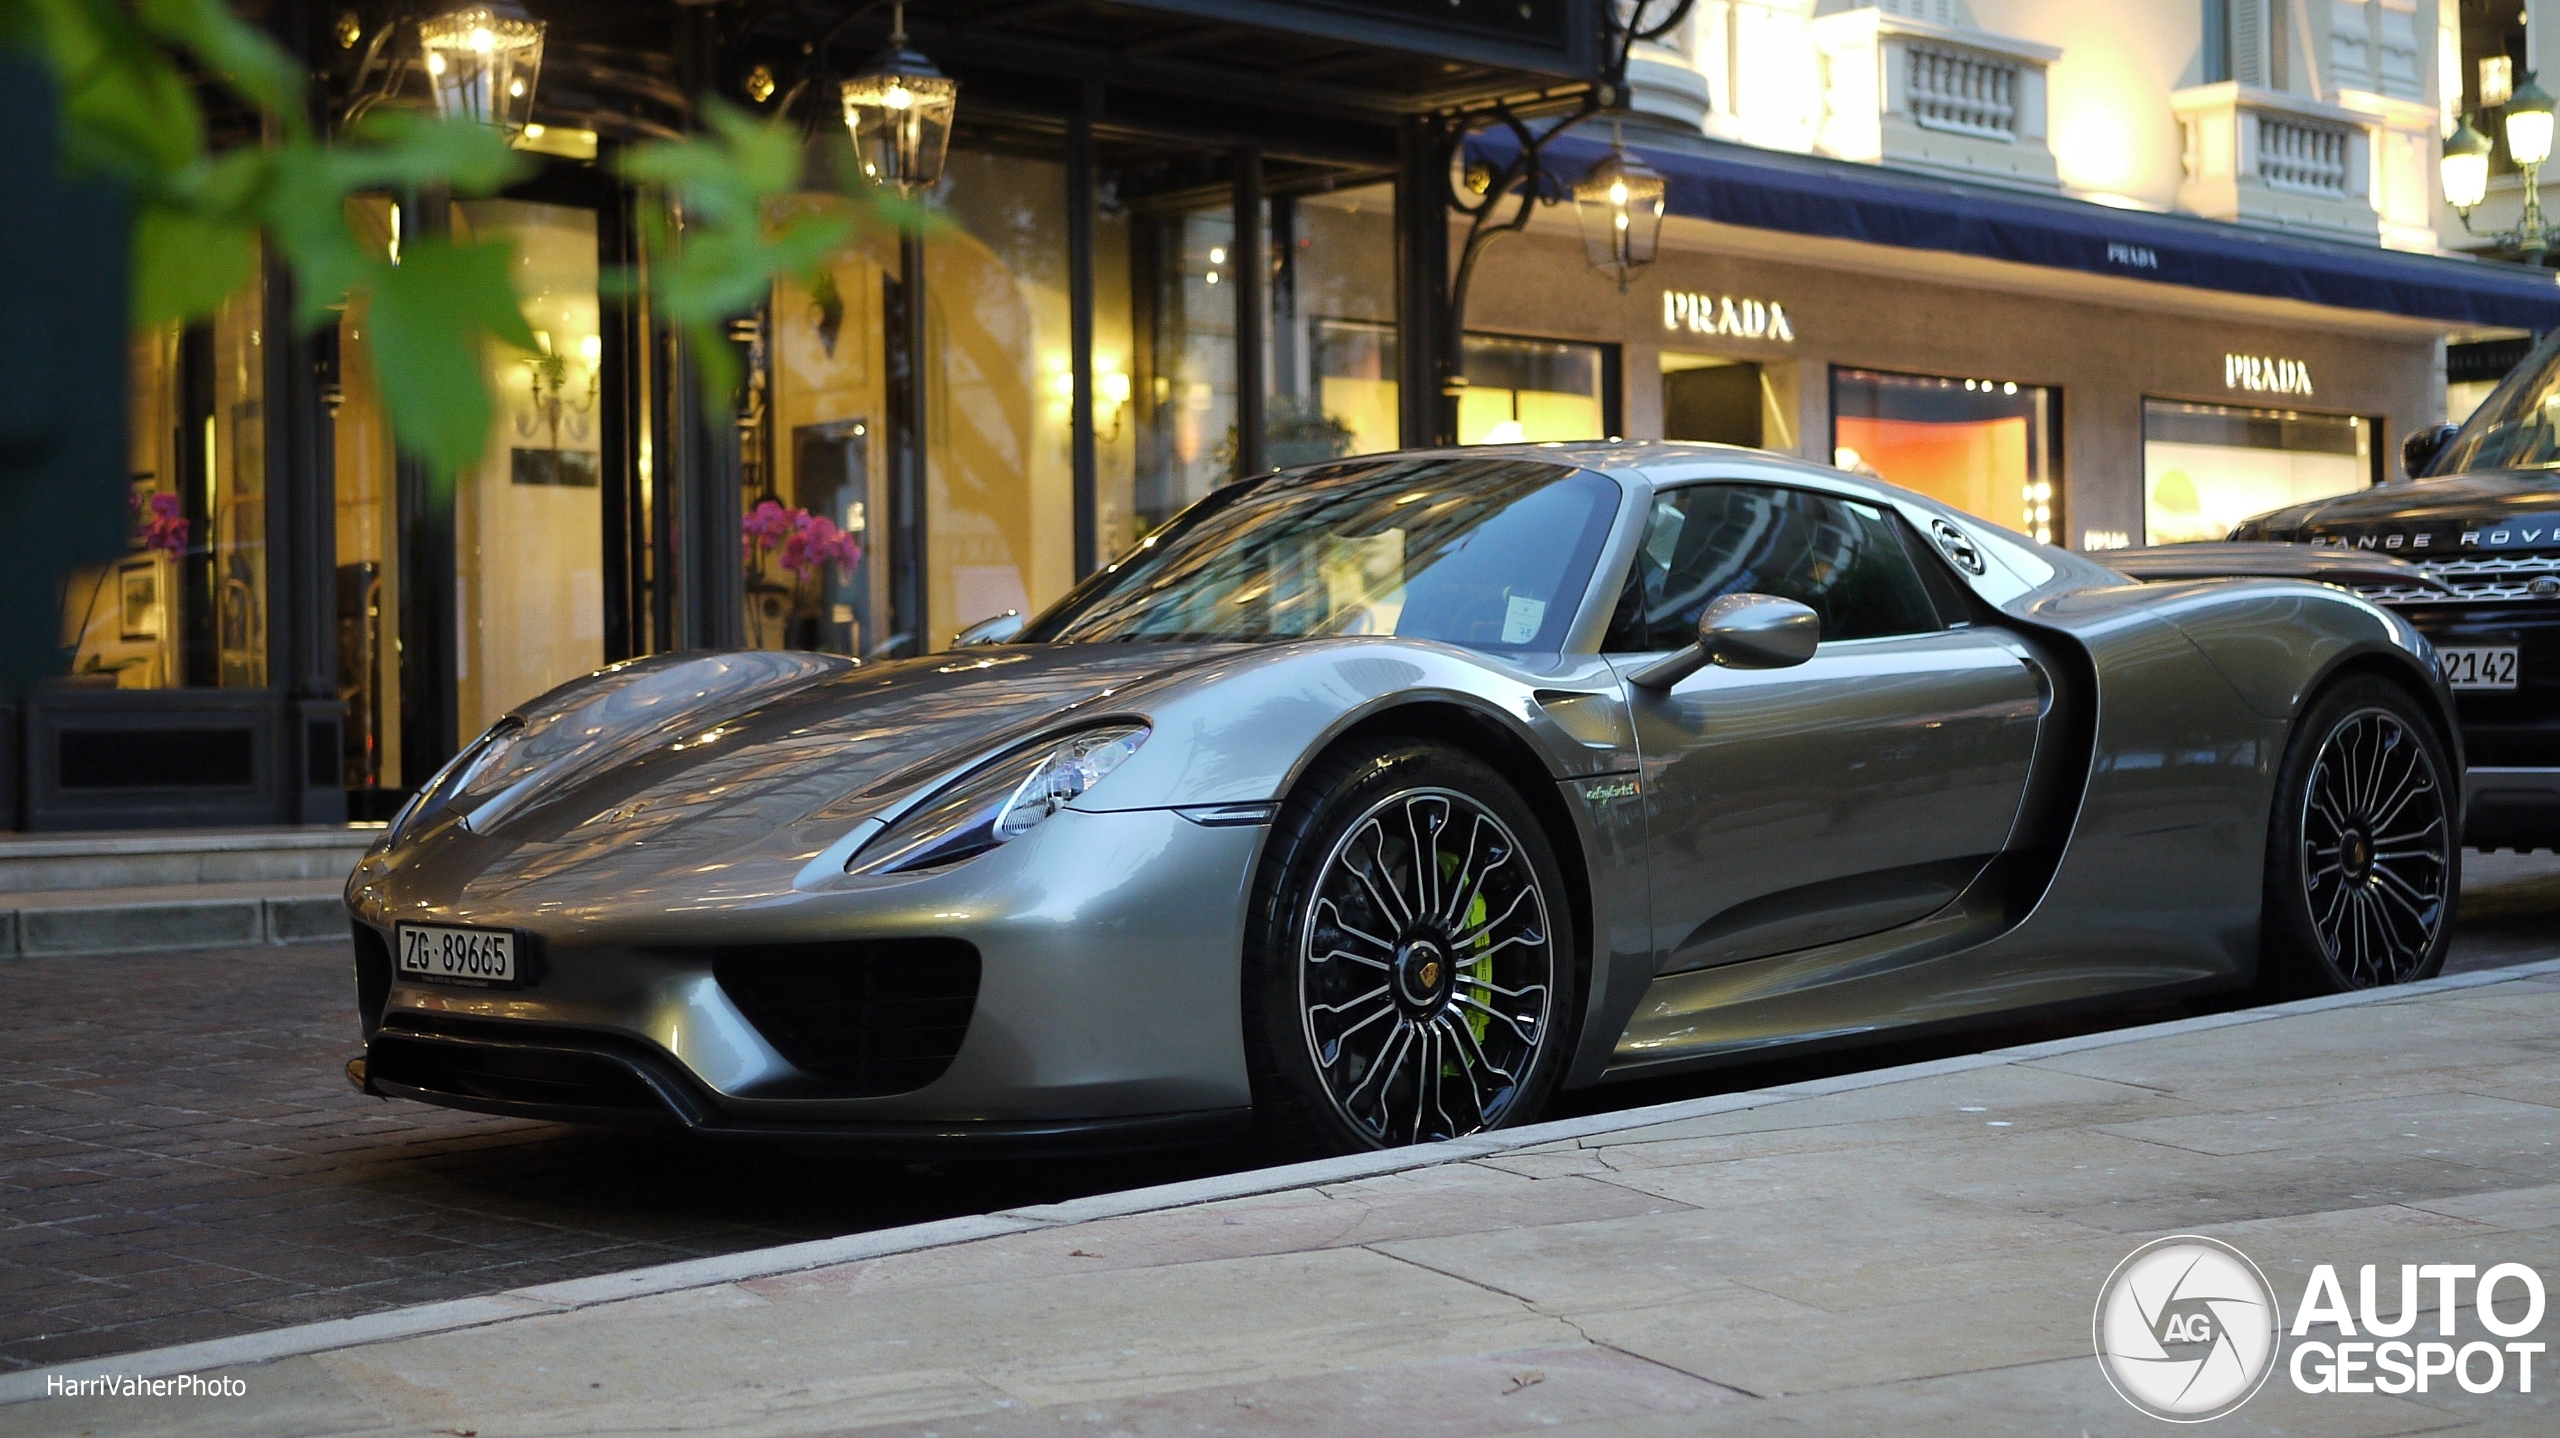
[4,954,2555,1403]
[0,894,346,959]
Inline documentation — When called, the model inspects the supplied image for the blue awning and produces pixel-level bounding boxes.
[1474,129,2560,332]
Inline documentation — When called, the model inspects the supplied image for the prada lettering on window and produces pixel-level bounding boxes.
[1663,291,1794,342]
[2225,353,2314,396]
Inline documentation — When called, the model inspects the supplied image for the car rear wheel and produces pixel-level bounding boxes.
[2262,676,2458,994]
[1244,741,1580,1155]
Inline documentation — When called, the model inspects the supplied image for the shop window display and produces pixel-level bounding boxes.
[450,199,606,740]
[1136,181,1398,537]
[926,149,1085,644]
[62,274,269,692]
[1137,202,1241,533]
[335,197,404,794]
[760,149,1119,656]
[2142,400,2373,545]
[1272,186,1399,466]
[1458,334,1613,445]
[1831,367,2058,544]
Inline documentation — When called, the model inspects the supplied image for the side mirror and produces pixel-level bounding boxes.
[1629,593,1821,690]
[2401,422,2460,480]
[953,610,1024,647]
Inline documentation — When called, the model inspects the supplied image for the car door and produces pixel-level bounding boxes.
[1610,481,2047,974]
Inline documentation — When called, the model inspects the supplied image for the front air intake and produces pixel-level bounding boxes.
[711,939,981,1096]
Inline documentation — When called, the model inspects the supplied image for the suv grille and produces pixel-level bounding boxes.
[2354,554,2560,606]
[712,939,980,1096]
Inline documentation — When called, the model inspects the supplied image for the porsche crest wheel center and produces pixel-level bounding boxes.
[1395,939,1449,1008]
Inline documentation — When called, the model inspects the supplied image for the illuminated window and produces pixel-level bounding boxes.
[1458,333,1616,445]
[1830,367,2059,544]
[2142,400,2374,545]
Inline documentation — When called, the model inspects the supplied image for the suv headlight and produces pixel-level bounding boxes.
[852,724,1150,875]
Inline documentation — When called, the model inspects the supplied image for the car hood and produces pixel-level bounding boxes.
[374,643,1244,909]
[2240,471,2560,556]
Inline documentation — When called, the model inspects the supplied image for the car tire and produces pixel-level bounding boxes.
[1242,739,1582,1155]
[2260,675,2459,995]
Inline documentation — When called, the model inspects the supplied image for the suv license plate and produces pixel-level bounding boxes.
[2438,646,2519,691]
[396,923,520,986]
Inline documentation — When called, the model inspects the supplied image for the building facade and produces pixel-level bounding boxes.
[11,0,2560,831]
[1463,1,2557,558]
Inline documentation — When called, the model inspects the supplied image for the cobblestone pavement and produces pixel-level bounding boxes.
[3,853,2554,1373]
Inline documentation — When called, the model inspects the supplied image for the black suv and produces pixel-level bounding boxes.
[2231,336,2560,852]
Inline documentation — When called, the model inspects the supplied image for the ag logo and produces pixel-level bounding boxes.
[2094,1236,2282,1422]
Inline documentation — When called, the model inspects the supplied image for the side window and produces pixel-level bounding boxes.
[1605,484,1944,651]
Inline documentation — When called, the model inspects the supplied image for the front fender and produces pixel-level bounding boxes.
[2130,578,2454,737]
[1069,639,1632,813]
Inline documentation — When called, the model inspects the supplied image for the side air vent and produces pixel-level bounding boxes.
[712,939,981,1096]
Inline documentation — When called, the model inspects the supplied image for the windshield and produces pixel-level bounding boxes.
[1024,456,1622,650]
[2431,329,2560,475]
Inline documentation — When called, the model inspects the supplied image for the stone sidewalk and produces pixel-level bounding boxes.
[8,961,2556,1437]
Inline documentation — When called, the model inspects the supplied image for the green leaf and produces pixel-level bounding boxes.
[129,202,257,327]
[28,0,206,182]
[363,236,535,479]
[335,111,531,195]
[133,0,304,133]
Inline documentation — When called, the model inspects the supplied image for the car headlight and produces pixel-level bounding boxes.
[851,724,1150,875]
[386,718,524,845]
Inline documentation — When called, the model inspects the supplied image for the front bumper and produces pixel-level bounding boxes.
[2467,767,2560,851]
[346,807,1268,1133]
[2386,601,2559,850]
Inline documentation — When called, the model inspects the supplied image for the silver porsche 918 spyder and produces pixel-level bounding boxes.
[346,442,2461,1154]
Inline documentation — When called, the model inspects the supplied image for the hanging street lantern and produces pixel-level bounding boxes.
[1573,129,1666,291]
[840,3,959,195]
[418,1,546,143]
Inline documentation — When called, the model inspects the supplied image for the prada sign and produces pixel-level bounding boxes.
[2226,353,2314,396]
[1663,290,1795,343]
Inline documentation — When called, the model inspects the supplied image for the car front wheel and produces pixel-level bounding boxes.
[2262,675,2459,993]
[1244,740,1580,1154]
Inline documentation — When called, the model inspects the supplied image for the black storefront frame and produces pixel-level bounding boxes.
[9,2,1612,829]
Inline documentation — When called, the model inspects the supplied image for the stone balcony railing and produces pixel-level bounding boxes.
[1808,7,2061,192]
[2171,83,2382,242]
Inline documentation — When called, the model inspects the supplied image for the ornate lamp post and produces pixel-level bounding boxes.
[417,1,547,143]
[2445,74,2560,264]
[840,3,959,194]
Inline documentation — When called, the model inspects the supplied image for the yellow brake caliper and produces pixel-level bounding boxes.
[1440,850,1492,1055]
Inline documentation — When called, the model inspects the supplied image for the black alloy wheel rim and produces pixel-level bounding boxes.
[1299,788,1555,1145]
[2300,708,2450,987]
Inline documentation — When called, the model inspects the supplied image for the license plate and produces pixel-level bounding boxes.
[396,923,520,986]
[2438,646,2519,691]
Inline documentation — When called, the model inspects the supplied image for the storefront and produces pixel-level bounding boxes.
[25,7,2560,833]
[11,0,1614,831]
[1459,125,2560,557]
